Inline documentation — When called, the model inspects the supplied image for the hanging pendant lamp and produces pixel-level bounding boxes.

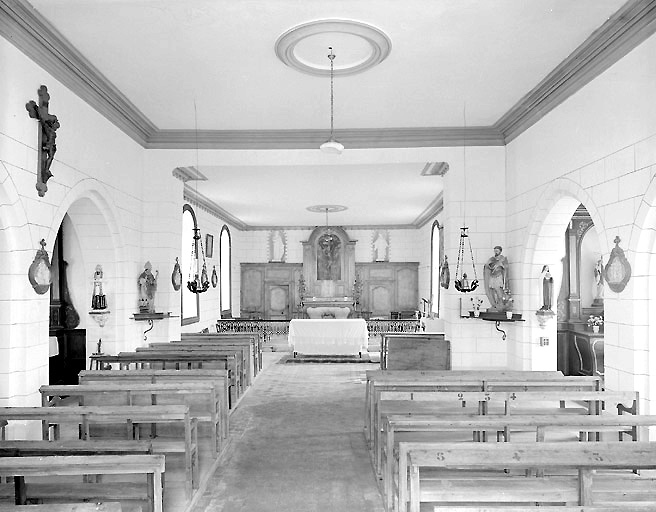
[320,47,344,154]
[454,227,478,292]
[187,101,210,294]
[453,105,478,293]
[187,227,210,294]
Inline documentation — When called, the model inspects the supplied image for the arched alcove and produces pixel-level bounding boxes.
[520,179,606,372]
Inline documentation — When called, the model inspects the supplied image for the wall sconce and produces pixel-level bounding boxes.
[28,239,52,294]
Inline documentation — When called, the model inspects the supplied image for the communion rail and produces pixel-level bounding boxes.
[215,319,420,342]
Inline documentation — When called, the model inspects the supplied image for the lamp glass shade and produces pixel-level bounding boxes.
[320,138,344,154]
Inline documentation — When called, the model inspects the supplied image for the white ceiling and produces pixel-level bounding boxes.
[16,0,634,228]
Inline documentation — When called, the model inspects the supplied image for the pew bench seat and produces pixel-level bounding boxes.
[41,382,224,456]
[0,455,164,512]
[0,405,197,501]
[77,369,229,439]
[401,441,656,512]
[0,503,123,511]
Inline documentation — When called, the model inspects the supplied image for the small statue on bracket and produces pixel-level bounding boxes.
[91,264,107,310]
[138,261,158,313]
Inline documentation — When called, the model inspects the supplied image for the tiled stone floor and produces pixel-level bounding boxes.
[192,346,385,512]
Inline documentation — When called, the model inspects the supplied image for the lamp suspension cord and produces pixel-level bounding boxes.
[328,47,335,137]
[462,102,467,226]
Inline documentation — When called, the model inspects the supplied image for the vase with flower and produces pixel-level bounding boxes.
[471,297,483,317]
[587,315,604,333]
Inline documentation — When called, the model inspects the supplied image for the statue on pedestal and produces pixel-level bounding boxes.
[91,264,107,310]
[483,246,509,311]
[138,261,158,313]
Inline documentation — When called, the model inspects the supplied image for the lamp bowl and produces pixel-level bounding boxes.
[320,139,344,154]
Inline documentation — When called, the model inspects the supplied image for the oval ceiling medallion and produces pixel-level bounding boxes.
[275,19,391,77]
[306,205,348,213]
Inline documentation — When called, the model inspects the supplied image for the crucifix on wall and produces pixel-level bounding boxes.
[26,85,60,197]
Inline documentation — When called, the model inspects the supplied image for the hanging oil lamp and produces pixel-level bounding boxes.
[187,227,210,294]
[454,226,479,292]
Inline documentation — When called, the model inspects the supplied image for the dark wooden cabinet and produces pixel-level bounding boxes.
[49,328,86,385]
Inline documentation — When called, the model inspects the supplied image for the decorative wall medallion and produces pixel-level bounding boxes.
[171,257,182,291]
[604,236,631,293]
[211,265,218,288]
[28,239,52,294]
[26,85,60,197]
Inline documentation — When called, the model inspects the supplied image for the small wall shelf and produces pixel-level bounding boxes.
[468,311,524,340]
[89,310,111,327]
[131,312,175,341]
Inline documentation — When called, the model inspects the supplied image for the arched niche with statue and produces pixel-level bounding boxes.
[301,226,356,313]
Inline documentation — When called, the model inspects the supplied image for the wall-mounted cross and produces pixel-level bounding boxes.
[26,85,60,197]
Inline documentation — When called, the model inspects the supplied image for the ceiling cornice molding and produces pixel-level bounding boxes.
[497,0,656,143]
[5,0,654,151]
[183,185,248,231]
[147,127,504,149]
[413,192,444,228]
[0,0,156,145]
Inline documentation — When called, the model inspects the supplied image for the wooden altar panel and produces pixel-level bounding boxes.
[370,285,392,316]
[241,267,264,312]
[240,263,302,320]
[357,262,419,317]
[267,284,289,320]
[396,267,418,309]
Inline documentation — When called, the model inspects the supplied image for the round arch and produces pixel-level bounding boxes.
[517,178,606,371]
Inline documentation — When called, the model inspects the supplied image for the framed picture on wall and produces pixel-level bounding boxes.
[205,233,214,258]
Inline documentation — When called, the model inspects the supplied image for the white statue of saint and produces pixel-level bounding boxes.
[373,233,388,262]
[271,230,285,262]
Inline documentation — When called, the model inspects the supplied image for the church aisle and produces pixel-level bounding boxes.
[192,351,385,512]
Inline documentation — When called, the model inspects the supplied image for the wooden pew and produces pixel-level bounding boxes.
[366,372,601,454]
[40,381,224,456]
[0,454,164,512]
[375,389,636,483]
[78,369,229,438]
[385,412,656,511]
[0,439,152,457]
[141,343,250,391]
[89,351,240,408]
[0,405,197,500]
[422,507,656,512]
[181,331,262,376]
[150,341,251,385]
[0,503,122,511]
[402,441,656,512]
[379,333,450,370]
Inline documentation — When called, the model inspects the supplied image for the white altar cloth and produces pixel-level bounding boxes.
[288,319,368,355]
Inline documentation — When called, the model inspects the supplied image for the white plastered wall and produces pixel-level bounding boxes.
[506,32,656,416]
[0,36,185,412]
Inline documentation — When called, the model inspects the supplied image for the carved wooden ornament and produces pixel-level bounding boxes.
[211,265,218,288]
[28,239,52,294]
[604,236,631,293]
[26,85,60,197]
